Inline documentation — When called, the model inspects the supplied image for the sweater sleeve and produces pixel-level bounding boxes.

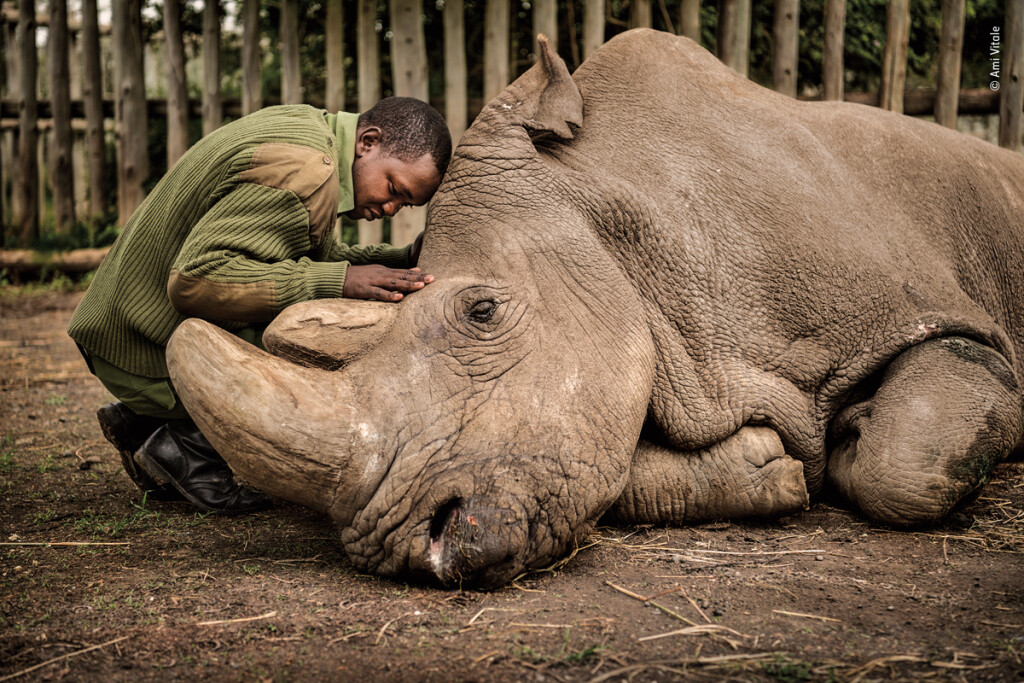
[167,182,349,323]
[327,240,414,268]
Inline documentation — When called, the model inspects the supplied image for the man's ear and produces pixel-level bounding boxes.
[496,34,583,140]
[354,126,382,157]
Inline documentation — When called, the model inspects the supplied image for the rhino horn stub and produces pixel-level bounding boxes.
[263,299,398,370]
[489,33,583,140]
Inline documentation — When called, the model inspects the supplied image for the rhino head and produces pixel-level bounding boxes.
[167,38,655,588]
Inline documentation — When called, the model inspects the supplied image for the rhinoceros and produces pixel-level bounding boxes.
[166,29,1024,588]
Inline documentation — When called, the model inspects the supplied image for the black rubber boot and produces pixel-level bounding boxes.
[135,421,272,515]
[97,402,181,501]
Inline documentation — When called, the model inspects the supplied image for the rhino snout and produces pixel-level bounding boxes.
[425,496,526,588]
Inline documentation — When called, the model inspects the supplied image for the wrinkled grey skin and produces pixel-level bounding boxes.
[168,30,1024,589]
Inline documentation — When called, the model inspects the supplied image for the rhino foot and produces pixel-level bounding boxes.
[827,337,1023,527]
[610,426,809,524]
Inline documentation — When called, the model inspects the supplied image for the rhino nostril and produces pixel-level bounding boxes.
[429,497,462,542]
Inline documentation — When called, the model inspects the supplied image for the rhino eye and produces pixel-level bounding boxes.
[468,300,497,323]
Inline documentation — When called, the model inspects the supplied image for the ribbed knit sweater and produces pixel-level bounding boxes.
[68,105,412,378]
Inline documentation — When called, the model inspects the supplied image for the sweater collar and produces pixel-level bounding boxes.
[324,111,359,215]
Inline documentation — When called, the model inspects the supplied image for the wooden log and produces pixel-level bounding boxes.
[534,0,557,54]
[15,0,38,245]
[999,0,1024,150]
[0,246,109,274]
[113,0,148,225]
[81,0,106,218]
[823,0,845,101]
[772,0,798,98]
[880,0,910,113]
[49,0,75,234]
[934,0,965,128]
[679,0,700,42]
[583,0,605,58]
[281,0,301,104]
[484,0,510,102]
[357,0,381,246]
[241,0,262,115]
[164,0,189,164]
[444,0,467,143]
[630,0,652,29]
[326,0,344,112]
[388,0,428,247]
[203,0,222,135]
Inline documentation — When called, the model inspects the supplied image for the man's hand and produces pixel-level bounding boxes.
[343,265,434,302]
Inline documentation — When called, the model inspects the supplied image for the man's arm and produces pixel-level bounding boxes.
[168,184,426,322]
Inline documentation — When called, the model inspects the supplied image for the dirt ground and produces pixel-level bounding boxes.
[1,287,1022,682]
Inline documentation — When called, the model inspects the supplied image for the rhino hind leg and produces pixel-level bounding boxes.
[609,426,809,524]
[827,337,1023,527]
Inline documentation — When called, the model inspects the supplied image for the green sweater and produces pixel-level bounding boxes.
[69,105,412,379]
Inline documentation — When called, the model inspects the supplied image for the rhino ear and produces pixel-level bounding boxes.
[499,34,583,140]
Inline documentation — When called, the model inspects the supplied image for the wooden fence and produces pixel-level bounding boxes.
[1,0,1023,257]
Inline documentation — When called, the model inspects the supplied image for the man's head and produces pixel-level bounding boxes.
[348,97,453,222]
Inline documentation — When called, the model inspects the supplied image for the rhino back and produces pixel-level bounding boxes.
[561,29,1024,489]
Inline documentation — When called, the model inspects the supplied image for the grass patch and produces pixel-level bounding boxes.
[0,433,15,473]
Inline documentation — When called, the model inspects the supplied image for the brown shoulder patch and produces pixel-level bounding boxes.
[239,143,339,246]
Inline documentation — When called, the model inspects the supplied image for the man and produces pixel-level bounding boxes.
[68,97,452,514]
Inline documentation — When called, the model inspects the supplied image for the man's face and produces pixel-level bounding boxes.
[348,126,441,222]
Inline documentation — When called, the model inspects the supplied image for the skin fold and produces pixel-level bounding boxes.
[168,30,1024,588]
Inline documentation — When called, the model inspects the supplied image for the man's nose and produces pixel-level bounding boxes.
[383,201,402,217]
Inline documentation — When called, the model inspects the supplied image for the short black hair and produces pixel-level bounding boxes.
[357,97,453,180]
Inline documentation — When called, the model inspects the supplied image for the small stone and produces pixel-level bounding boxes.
[887,605,895,611]
[671,554,682,564]
[815,555,824,561]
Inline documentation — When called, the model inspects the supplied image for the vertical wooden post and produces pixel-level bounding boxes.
[934,0,966,129]
[880,0,910,113]
[281,0,301,104]
[165,0,190,164]
[81,0,106,218]
[772,0,798,97]
[326,0,345,112]
[203,0,222,134]
[679,0,700,41]
[113,0,149,225]
[566,0,580,66]
[444,0,467,144]
[71,30,87,220]
[823,0,846,101]
[357,0,381,246]
[630,0,652,29]
[242,0,263,115]
[583,0,605,58]
[389,0,429,247]
[484,0,510,102]
[717,0,750,77]
[16,0,39,245]
[49,0,76,234]
[999,0,1024,150]
[534,0,557,54]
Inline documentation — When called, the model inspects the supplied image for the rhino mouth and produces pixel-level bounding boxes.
[422,495,525,588]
